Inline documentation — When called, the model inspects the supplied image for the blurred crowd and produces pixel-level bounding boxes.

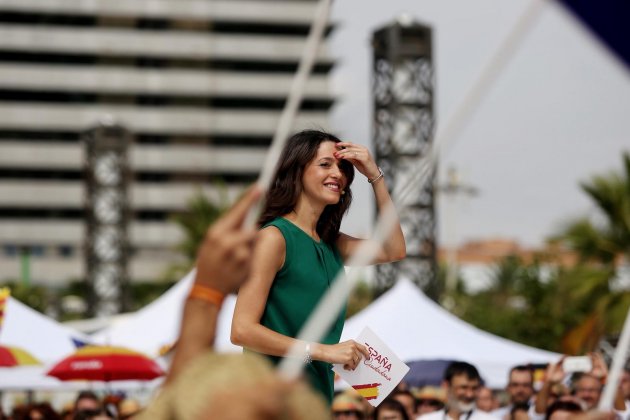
[332,355,630,420]
[2,354,629,420]
[0,391,141,420]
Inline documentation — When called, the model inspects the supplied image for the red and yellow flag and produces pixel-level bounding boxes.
[0,287,9,330]
[352,383,381,400]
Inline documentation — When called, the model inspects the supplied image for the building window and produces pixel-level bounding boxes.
[3,245,18,256]
[59,245,74,258]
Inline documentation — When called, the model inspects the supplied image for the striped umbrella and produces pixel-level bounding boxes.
[0,345,41,367]
[47,345,164,381]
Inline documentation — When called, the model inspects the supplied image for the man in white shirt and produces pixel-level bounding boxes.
[492,365,534,419]
[417,361,496,420]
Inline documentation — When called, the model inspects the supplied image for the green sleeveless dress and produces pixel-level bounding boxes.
[257,217,346,404]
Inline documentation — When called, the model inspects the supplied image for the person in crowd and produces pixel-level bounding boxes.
[16,402,61,420]
[10,404,27,420]
[396,382,411,392]
[392,390,416,420]
[476,387,499,413]
[331,393,365,419]
[373,398,409,420]
[73,392,102,419]
[621,365,630,404]
[572,371,630,419]
[531,358,570,420]
[58,402,74,420]
[74,408,114,420]
[492,365,534,419]
[117,399,141,420]
[574,373,605,410]
[136,186,329,419]
[101,394,125,420]
[231,129,406,404]
[572,353,627,414]
[508,403,529,420]
[418,361,496,420]
[412,386,446,417]
[545,400,583,420]
[531,354,627,420]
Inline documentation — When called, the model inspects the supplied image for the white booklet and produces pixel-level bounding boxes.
[332,326,410,407]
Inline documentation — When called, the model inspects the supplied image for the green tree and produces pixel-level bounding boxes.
[163,187,229,281]
[172,188,228,263]
[0,281,50,314]
[447,153,630,353]
[552,152,630,353]
[128,280,176,310]
[346,280,374,319]
[557,152,630,264]
[445,255,619,353]
[447,255,558,351]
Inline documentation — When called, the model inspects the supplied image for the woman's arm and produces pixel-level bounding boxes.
[231,227,369,369]
[334,142,406,264]
[534,358,565,416]
[231,226,292,356]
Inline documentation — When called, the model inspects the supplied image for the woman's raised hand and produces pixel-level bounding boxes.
[194,186,261,295]
[545,357,566,384]
[334,142,381,181]
[316,340,371,371]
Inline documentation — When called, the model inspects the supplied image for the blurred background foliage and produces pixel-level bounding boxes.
[444,152,630,353]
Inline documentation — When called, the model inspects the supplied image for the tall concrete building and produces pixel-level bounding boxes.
[0,0,334,287]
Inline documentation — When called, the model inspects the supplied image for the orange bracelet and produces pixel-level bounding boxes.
[187,283,225,308]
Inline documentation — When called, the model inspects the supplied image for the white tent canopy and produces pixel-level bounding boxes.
[91,270,239,357]
[340,278,559,388]
[89,273,559,388]
[0,295,93,390]
[1,296,90,364]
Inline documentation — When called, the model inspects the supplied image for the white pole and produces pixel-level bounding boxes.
[599,307,630,410]
[443,169,461,293]
[435,0,547,156]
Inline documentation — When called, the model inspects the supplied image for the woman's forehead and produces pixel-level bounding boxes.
[314,140,338,157]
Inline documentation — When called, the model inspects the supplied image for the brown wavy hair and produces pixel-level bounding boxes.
[259,130,355,244]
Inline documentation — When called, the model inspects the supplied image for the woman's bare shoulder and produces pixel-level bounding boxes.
[258,224,286,246]
[255,225,286,264]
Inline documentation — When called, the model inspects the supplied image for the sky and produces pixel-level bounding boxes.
[328,0,630,248]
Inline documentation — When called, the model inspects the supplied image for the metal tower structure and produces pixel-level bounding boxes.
[372,19,437,296]
[84,120,131,317]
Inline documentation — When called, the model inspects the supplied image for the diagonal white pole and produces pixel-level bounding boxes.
[394,0,547,204]
[599,307,630,410]
[435,0,547,156]
[278,0,547,380]
[244,0,334,228]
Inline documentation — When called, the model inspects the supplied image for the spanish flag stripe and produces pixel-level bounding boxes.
[353,383,380,400]
[355,387,379,400]
[352,382,381,390]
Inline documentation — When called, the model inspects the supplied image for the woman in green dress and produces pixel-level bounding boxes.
[231,129,406,404]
